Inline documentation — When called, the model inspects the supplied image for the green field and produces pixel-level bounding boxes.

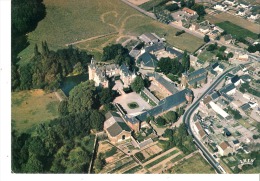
[18,0,204,65]
[12,89,60,132]
[216,21,258,39]
[139,0,166,11]
[170,153,216,174]
[198,50,215,63]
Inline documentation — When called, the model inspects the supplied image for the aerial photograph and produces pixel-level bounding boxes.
[5,0,260,176]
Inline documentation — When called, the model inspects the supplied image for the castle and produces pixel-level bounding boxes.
[88,58,136,88]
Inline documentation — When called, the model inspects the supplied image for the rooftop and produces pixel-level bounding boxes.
[138,52,158,68]
[185,68,207,80]
[153,72,179,94]
[219,141,230,150]
[145,43,165,53]
[219,84,236,94]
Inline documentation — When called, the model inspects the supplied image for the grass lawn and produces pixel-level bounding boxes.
[18,0,203,65]
[238,119,252,129]
[216,21,258,39]
[127,102,139,109]
[170,153,216,174]
[198,50,215,63]
[205,12,260,34]
[12,89,60,132]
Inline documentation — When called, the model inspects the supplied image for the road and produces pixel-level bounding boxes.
[182,61,253,174]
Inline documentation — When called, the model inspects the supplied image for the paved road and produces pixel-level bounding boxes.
[182,61,253,174]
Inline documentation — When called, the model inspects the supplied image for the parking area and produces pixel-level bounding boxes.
[113,92,152,114]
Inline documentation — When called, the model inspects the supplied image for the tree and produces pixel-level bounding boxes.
[94,154,104,172]
[206,43,218,51]
[180,0,185,7]
[58,100,69,116]
[89,110,105,131]
[156,116,166,126]
[204,35,210,43]
[11,62,20,90]
[157,57,172,74]
[194,81,198,88]
[182,50,190,71]
[186,0,195,8]
[192,4,206,16]
[219,46,227,52]
[99,88,117,105]
[68,80,97,113]
[164,111,178,123]
[166,3,179,11]
[23,154,44,173]
[135,152,145,161]
[19,64,32,90]
[163,129,174,138]
[131,76,144,93]
[227,52,234,59]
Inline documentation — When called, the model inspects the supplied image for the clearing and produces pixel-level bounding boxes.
[127,0,150,6]
[170,152,216,174]
[205,12,260,34]
[18,0,204,65]
[12,89,60,132]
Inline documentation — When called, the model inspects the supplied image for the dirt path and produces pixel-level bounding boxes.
[54,91,63,102]
[65,32,118,46]
[142,147,178,167]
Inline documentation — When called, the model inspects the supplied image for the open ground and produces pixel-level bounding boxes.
[170,152,216,173]
[18,0,204,65]
[205,12,260,34]
[127,0,150,5]
[12,89,60,132]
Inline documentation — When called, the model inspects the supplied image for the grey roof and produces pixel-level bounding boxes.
[217,98,228,106]
[154,73,179,94]
[240,103,251,111]
[233,140,239,144]
[232,67,241,74]
[219,84,236,94]
[120,64,131,76]
[139,33,161,43]
[240,74,251,82]
[225,73,234,79]
[135,89,191,122]
[219,64,225,70]
[188,74,207,85]
[221,92,234,102]
[138,138,153,148]
[129,49,140,58]
[105,112,131,137]
[165,47,183,59]
[212,62,219,69]
[231,75,240,84]
[210,91,221,100]
[145,43,165,53]
[138,52,158,68]
[142,87,160,105]
[185,68,207,80]
[210,69,218,75]
[224,34,232,41]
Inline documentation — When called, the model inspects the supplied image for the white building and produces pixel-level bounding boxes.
[239,3,249,9]
[209,101,230,119]
[248,14,259,20]
[237,10,246,16]
[214,4,228,11]
[224,0,236,6]
[219,84,236,95]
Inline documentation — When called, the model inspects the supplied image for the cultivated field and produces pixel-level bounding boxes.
[205,12,260,34]
[12,89,60,132]
[170,153,215,174]
[18,0,203,65]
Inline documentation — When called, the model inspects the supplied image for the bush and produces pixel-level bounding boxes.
[175,30,185,36]
[204,35,210,43]
[135,152,145,161]
[155,116,166,126]
[105,147,117,158]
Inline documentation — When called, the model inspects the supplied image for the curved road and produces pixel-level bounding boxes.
[183,61,253,174]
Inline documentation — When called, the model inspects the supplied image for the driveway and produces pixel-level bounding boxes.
[113,92,152,114]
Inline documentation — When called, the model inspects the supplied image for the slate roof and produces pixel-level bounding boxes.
[120,64,132,76]
[221,92,234,102]
[165,47,183,59]
[210,91,221,100]
[240,74,251,82]
[139,33,161,43]
[231,75,240,84]
[225,73,234,79]
[185,68,207,80]
[145,43,165,53]
[240,103,251,111]
[233,140,239,144]
[142,87,160,105]
[135,89,191,122]
[212,62,219,69]
[104,112,131,137]
[153,73,179,94]
[209,68,218,76]
[219,84,236,94]
[138,52,158,68]
[129,49,140,58]
[188,74,207,85]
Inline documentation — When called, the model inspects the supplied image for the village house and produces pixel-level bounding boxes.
[217,141,233,156]
[227,75,244,86]
[219,83,236,95]
[137,52,158,71]
[104,112,132,144]
[214,4,228,11]
[139,33,163,45]
[224,0,237,6]
[248,13,259,21]
[194,121,206,139]
[209,101,230,119]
